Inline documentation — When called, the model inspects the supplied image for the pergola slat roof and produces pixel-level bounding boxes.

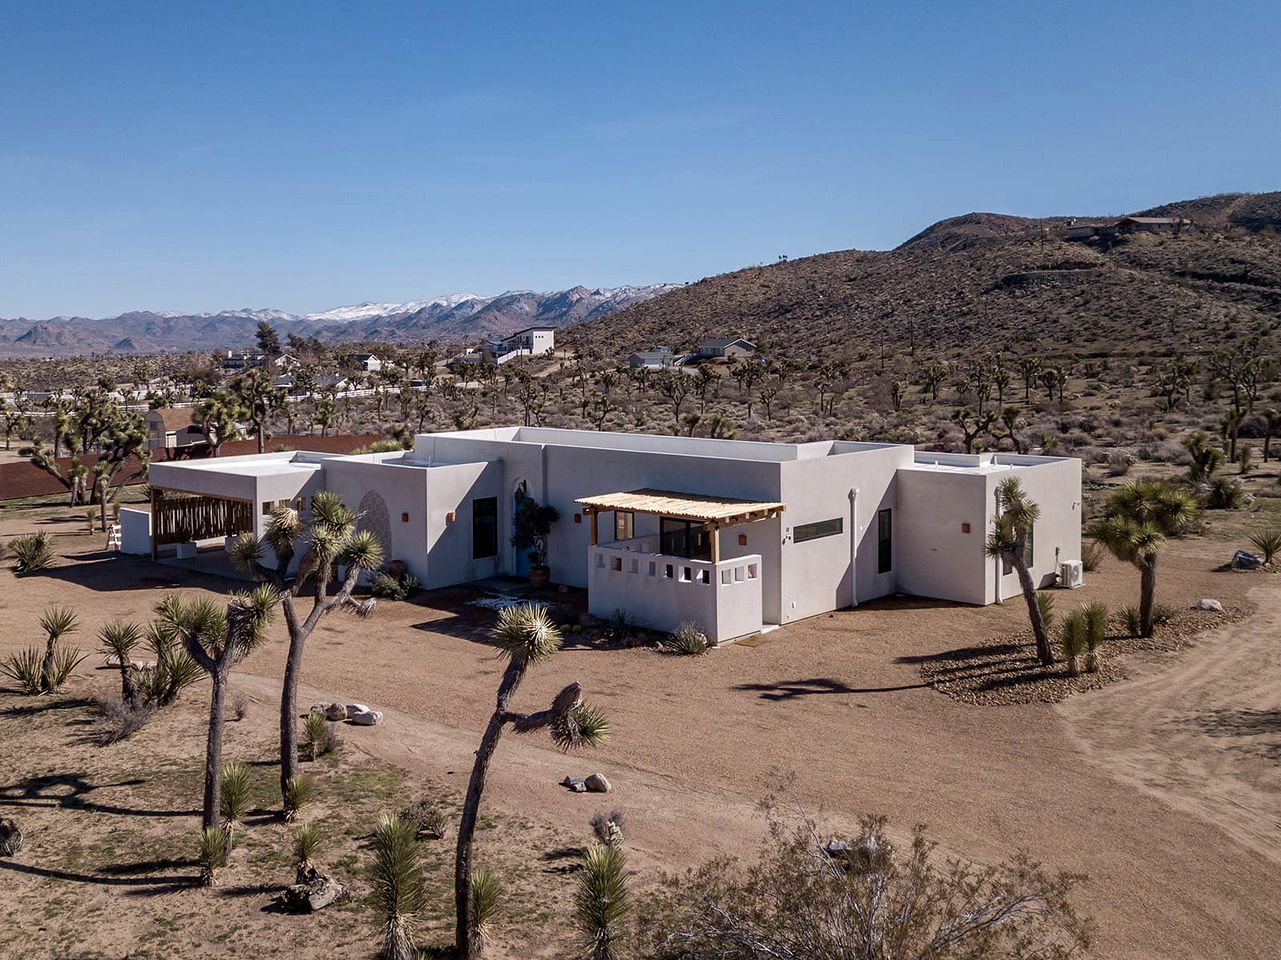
[575,488,785,526]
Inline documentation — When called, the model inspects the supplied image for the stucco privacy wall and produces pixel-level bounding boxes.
[984,458,1082,601]
[895,469,990,604]
[321,455,430,581]
[778,443,911,621]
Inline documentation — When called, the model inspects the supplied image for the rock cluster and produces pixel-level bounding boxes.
[281,867,346,912]
[561,772,612,793]
[309,702,384,726]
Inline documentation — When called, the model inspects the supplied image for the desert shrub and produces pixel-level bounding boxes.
[640,807,1091,960]
[1080,539,1104,573]
[1120,604,1142,637]
[1152,602,1177,626]
[220,762,253,848]
[1106,451,1134,476]
[1059,611,1087,676]
[282,774,315,823]
[398,798,449,840]
[1035,590,1055,632]
[370,813,426,960]
[2,627,85,696]
[9,532,54,573]
[659,621,711,656]
[609,608,648,640]
[134,622,203,707]
[471,867,502,954]
[231,695,250,721]
[0,649,44,694]
[198,826,229,887]
[302,711,341,760]
[1199,475,1246,509]
[1081,603,1107,673]
[371,571,419,601]
[293,822,321,879]
[91,696,156,746]
[575,844,631,960]
[1248,529,1281,564]
[591,808,627,848]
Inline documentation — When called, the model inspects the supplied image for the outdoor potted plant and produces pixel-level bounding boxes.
[511,494,559,588]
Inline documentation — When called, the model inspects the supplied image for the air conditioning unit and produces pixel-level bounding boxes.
[1058,560,1084,589]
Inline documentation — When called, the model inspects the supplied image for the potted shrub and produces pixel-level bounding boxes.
[511,494,559,587]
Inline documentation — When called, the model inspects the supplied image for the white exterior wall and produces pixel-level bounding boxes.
[985,458,1082,602]
[896,470,990,604]
[119,507,151,556]
[321,456,431,581]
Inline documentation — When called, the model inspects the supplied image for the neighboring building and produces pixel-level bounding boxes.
[484,326,555,363]
[144,407,206,455]
[144,427,1082,645]
[222,350,268,372]
[696,337,756,360]
[343,353,385,374]
[628,347,678,370]
[1115,216,1191,234]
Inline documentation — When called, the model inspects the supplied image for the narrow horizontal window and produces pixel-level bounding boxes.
[794,517,844,543]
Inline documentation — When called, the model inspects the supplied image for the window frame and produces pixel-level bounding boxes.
[877,508,893,574]
[471,496,499,560]
[614,510,635,542]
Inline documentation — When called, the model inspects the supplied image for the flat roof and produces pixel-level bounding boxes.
[576,488,784,525]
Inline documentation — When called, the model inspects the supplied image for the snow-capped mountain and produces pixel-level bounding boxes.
[0,284,680,357]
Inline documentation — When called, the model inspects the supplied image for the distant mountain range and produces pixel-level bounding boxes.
[0,284,680,358]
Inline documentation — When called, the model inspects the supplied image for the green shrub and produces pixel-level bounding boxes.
[1059,612,1087,676]
[1081,603,1107,673]
[370,813,426,960]
[1080,540,1104,573]
[1201,475,1246,509]
[575,844,631,960]
[1120,605,1142,637]
[293,822,321,879]
[9,532,54,573]
[659,621,711,656]
[1152,603,1177,626]
[471,867,502,954]
[302,711,341,760]
[1035,591,1055,631]
[371,571,419,601]
[220,761,253,848]
[1,644,84,695]
[282,774,315,823]
[198,826,228,887]
[398,798,449,840]
[1249,529,1281,564]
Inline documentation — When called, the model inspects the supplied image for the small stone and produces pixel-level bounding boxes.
[584,772,611,793]
[560,776,587,793]
[345,703,371,719]
[1194,598,1225,612]
[324,703,348,721]
[350,709,382,726]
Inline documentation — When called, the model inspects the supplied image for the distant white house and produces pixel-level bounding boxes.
[482,326,556,364]
[144,407,205,455]
[627,347,679,370]
[143,427,1082,645]
[696,337,756,360]
[343,353,385,374]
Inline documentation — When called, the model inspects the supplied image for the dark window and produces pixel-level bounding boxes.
[1002,524,1034,576]
[614,510,634,542]
[659,517,711,561]
[794,517,843,543]
[472,497,498,559]
[877,509,892,574]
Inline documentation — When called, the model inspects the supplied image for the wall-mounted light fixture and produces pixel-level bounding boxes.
[446,511,456,524]
[738,534,748,546]
[574,513,582,524]
[401,512,409,523]
[961,522,971,534]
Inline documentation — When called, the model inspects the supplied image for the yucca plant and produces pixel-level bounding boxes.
[9,532,54,574]
[282,774,315,823]
[1035,590,1055,633]
[1080,539,1104,573]
[1120,604,1142,638]
[98,620,144,705]
[302,711,341,761]
[137,619,203,707]
[371,813,425,960]
[293,822,321,881]
[1249,529,1281,565]
[574,845,630,960]
[1059,611,1087,677]
[455,603,610,959]
[198,826,228,887]
[470,868,502,956]
[219,761,253,850]
[39,606,79,693]
[1,648,45,695]
[658,621,711,656]
[1081,602,1107,673]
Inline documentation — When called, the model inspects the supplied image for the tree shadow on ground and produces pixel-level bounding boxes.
[0,772,199,818]
[1189,708,1281,761]
[0,696,95,717]
[0,858,197,894]
[733,677,928,701]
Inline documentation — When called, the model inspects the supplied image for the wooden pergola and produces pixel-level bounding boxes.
[149,487,255,560]
[575,488,785,563]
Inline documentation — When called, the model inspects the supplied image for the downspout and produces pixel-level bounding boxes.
[848,488,859,608]
[993,484,1003,605]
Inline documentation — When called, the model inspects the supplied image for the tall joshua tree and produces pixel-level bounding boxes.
[986,477,1053,666]
[455,604,610,958]
[156,586,279,830]
[231,493,383,809]
[1087,480,1199,638]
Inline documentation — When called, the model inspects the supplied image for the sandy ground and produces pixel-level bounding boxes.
[1,507,1279,959]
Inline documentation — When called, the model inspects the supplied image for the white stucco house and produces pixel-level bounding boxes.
[136,427,1082,644]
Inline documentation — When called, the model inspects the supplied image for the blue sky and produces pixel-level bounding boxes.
[2,1,1278,318]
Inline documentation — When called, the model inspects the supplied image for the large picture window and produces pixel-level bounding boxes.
[794,517,843,543]
[472,497,498,559]
[659,517,712,561]
[877,508,892,574]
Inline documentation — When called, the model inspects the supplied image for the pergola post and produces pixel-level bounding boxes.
[589,509,598,546]
[708,522,720,564]
[150,486,159,561]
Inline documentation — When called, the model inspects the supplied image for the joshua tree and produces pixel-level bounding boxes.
[1087,480,1199,639]
[985,478,1053,666]
[232,368,285,454]
[156,586,279,830]
[372,813,426,960]
[98,620,144,705]
[575,844,631,960]
[455,604,610,958]
[193,391,246,457]
[231,493,383,809]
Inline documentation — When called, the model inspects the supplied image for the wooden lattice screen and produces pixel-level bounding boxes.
[153,492,254,546]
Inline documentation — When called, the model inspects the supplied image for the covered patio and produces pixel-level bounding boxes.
[575,488,785,644]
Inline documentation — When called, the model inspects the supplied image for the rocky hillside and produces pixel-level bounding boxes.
[0,284,678,358]
[566,193,1281,367]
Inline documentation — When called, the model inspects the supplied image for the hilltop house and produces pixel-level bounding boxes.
[135,427,1082,644]
[1066,216,1192,241]
[144,408,206,456]
[696,338,756,360]
[627,347,680,370]
[484,326,555,362]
